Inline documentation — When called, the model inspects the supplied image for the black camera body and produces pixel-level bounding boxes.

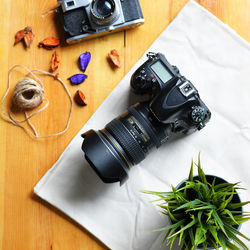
[57,0,144,44]
[81,53,211,184]
[131,52,210,132]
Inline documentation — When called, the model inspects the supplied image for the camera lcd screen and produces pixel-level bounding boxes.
[151,61,173,83]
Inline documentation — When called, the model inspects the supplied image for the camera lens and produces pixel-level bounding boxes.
[91,0,118,25]
[81,102,170,184]
[96,0,114,16]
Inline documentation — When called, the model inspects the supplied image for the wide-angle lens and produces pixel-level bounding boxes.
[81,102,170,184]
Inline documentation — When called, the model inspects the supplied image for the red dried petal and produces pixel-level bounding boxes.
[50,51,59,73]
[14,26,34,48]
[108,49,121,68]
[39,37,60,49]
[14,30,25,45]
[24,30,34,48]
[74,90,87,106]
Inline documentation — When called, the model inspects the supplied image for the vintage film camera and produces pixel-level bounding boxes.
[57,0,144,44]
[81,52,211,184]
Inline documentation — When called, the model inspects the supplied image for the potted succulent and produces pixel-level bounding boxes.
[143,155,250,250]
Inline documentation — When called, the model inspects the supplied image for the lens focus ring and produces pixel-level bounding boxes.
[91,0,117,25]
[107,119,146,165]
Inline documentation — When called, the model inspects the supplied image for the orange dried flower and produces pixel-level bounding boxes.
[23,27,34,48]
[14,26,34,48]
[14,30,25,45]
[39,37,60,50]
[50,51,59,73]
[74,90,87,106]
[108,49,121,68]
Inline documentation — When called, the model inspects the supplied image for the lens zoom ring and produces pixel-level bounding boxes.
[107,119,145,164]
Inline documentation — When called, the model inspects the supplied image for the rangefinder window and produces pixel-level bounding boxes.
[66,1,75,7]
[151,61,173,83]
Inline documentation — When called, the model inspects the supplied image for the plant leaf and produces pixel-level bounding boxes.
[222,209,239,225]
[226,229,249,250]
[186,204,216,212]
[224,224,250,241]
[194,226,207,246]
[197,153,207,184]
[227,201,250,210]
[206,210,213,222]
[189,228,195,246]
[226,240,241,250]
[189,159,194,181]
[166,206,178,222]
[169,218,197,239]
[207,224,222,246]
[173,199,203,211]
[212,209,228,238]
[178,225,184,245]
[153,219,185,232]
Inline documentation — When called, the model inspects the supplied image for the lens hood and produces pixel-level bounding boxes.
[81,130,129,184]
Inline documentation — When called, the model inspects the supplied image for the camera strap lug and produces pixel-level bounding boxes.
[147,52,157,60]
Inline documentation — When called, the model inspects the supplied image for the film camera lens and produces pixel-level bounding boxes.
[81,53,211,185]
[91,0,117,25]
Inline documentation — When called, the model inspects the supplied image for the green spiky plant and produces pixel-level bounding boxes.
[142,155,250,250]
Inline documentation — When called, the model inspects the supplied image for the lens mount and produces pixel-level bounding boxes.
[90,0,118,25]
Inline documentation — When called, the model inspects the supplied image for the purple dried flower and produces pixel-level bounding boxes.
[79,52,91,72]
[68,74,88,85]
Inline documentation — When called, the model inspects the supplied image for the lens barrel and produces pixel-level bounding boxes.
[81,102,170,184]
[90,0,118,25]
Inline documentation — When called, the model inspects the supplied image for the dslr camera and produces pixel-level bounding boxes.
[57,0,144,44]
[81,52,211,184]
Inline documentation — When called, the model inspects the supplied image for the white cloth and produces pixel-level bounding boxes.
[34,1,250,249]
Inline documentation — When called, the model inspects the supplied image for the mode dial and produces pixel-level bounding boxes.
[191,106,205,123]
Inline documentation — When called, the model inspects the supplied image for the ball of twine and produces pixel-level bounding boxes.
[1,65,73,139]
[12,77,44,110]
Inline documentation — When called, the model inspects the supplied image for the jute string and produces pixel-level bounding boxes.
[1,65,73,138]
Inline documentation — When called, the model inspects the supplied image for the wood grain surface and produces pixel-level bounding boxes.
[0,0,249,249]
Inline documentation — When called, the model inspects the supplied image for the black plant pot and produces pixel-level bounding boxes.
[175,175,242,249]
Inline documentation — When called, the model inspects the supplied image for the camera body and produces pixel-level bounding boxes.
[57,0,144,44]
[81,52,211,184]
[131,52,211,133]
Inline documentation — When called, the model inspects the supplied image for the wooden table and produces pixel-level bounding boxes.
[0,0,249,249]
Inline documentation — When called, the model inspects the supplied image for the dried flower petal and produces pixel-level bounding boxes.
[23,27,34,48]
[108,49,121,68]
[79,52,91,72]
[14,29,25,45]
[74,90,87,106]
[68,74,87,85]
[14,26,34,48]
[50,51,59,73]
[39,37,60,49]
